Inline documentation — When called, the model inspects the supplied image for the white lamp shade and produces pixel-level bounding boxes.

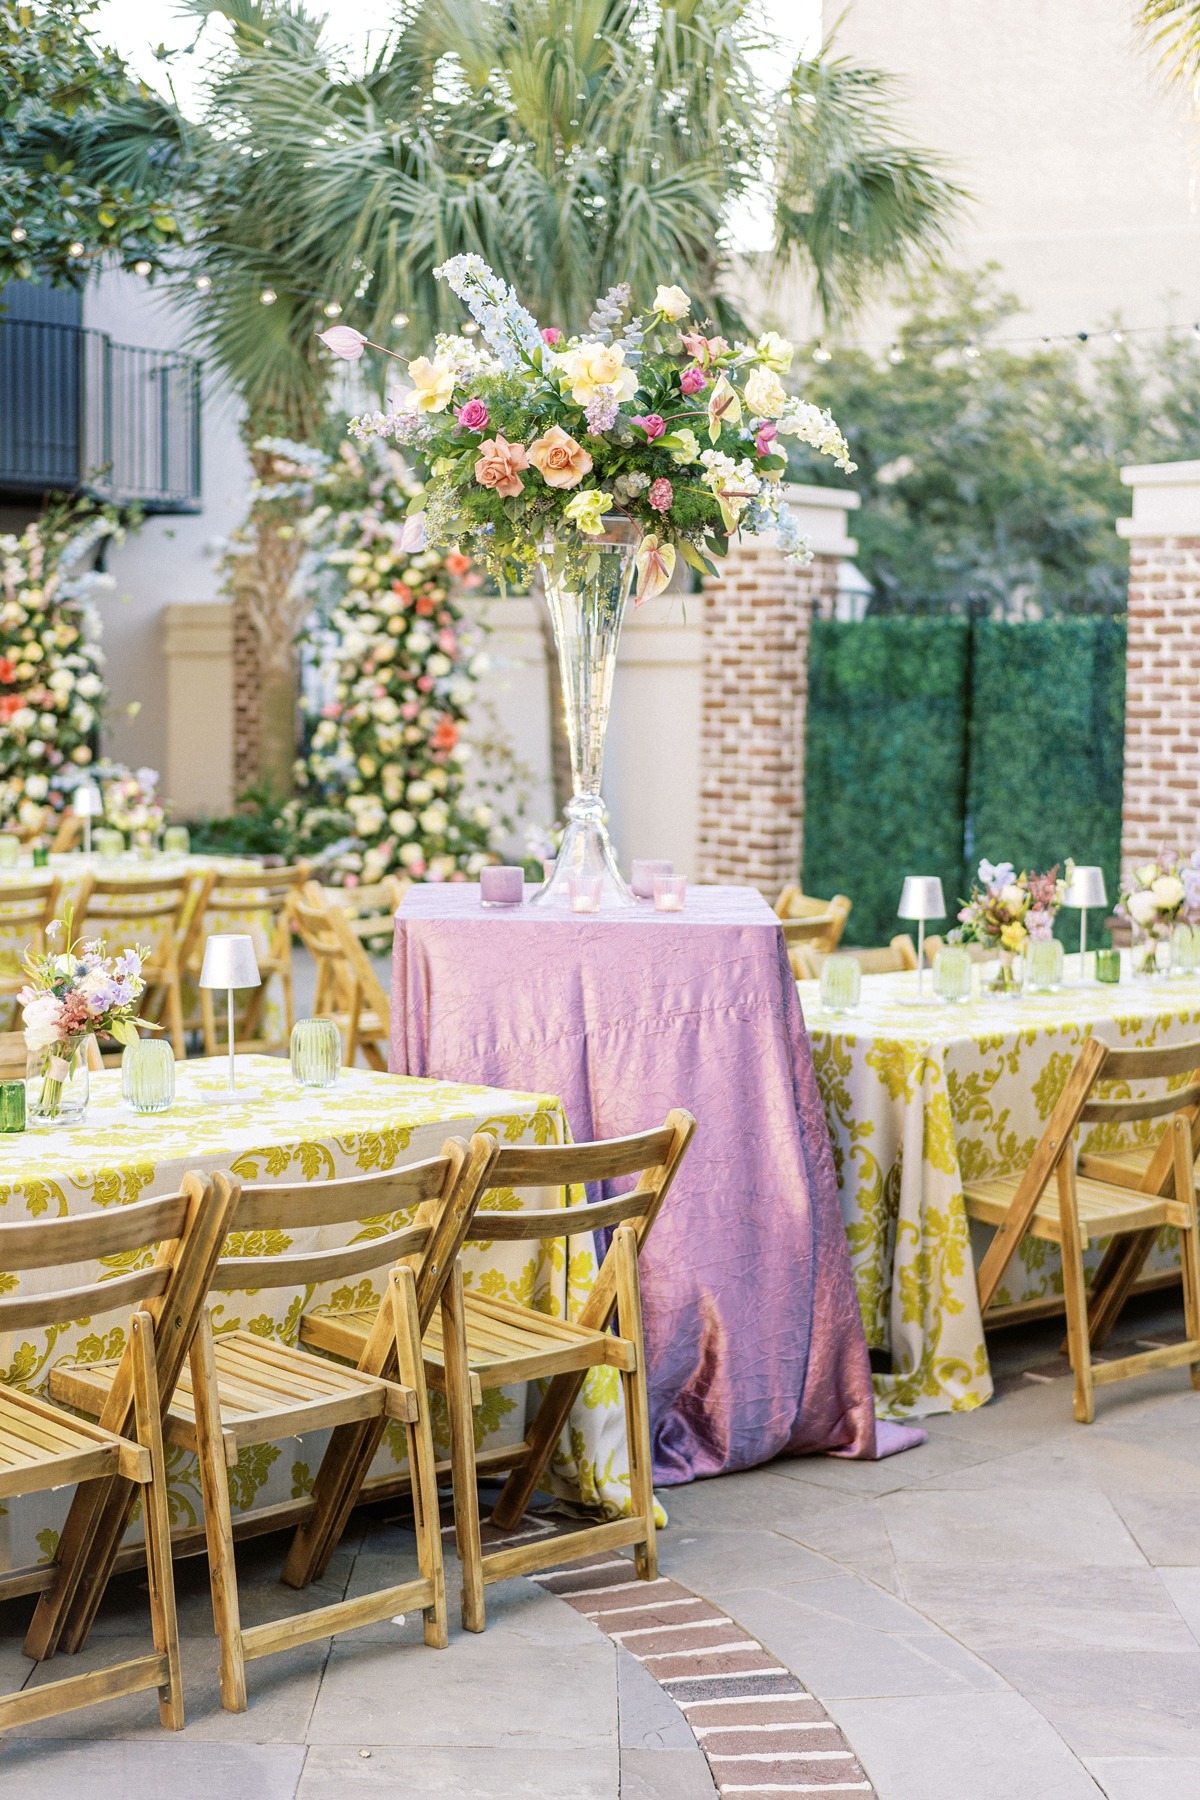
[1064,865,1107,910]
[72,784,103,818]
[898,875,946,921]
[199,933,261,989]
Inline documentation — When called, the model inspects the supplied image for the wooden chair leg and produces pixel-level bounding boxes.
[390,1266,447,1650]
[491,1366,589,1531]
[1057,1158,1096,1424]
[1173,1116,1200,1388]
[613,1225,657,1581]
[345,982,363,1069]
[164,970,186,1062]
[199,984,219,1058]
[440,1265,486,1632]
[130,1311,185,1731]
[189,1310,247,1712]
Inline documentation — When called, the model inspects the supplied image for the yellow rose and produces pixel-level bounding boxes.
[559,340,639,406]
[564,489,609,535]
[756,331,794,372]
[743,366,787,419]
[669,428,701,465]
[407,354,457,413]
[1000,921,1028,952]
[653,283,692,321]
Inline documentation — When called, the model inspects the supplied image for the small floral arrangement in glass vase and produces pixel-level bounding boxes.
[103,765,166,856]
[19,911,149,1125]
[1118,855,1185,977]
[953,860,1065,994]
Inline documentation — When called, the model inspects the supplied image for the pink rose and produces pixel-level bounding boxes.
[648,478,673,513]
[755,421,779,456]
[456,398,489,431]
[680,366,707,395]
[474,431,529,497]
[541,327,563,346]
[681,331,709,362]
[631,414,665,441]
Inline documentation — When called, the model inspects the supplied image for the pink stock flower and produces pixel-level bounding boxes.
[541,327,563,346]
[456,398,489,431]
[631,413,665,441]
[648,477,673,513]
[755,420,779,456]
[680,366,707,395]
[318,325,367,361]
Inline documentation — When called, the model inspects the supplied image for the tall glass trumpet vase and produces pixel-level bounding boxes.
[530,518,640,909]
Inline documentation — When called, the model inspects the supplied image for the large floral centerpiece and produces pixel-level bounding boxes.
[954,859,1066,993]
[1119,855,1186,976]
[103,764,166,853]
[0,505,112,838]
[328,257,853,905]
[280,440,499,887]
[19,912,148,1124]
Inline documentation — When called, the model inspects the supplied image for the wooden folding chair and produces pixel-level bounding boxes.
[73,870,195,1060]
[49,812,82,854]
[193,865,309,1056]
[775,888,852,977]
[291,881,392,1069]
[300,1111,697,1631]
[0,1030,104,1078]
[21,1173,240,1683]
[322,877,408,950]
[51,1135,496,1712]
[963,1035,1200,1422]
[795,934,919,980]
[0,874,61,999]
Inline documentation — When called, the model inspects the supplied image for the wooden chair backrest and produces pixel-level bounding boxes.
[801,935,919,977]
[923,933,990,966]
[204,863,310,918]
[776,891,852,954]
[321,877,408,939]
[0,1030,103,1078]
[213,1133,497,1330]
[466,1110,696,1249]
[0,1174,227,1336]
[291,882,344,961]
[74,871,193,928]
[49,813,82,854]
[0,873,60,936]
[294,882,391,1024]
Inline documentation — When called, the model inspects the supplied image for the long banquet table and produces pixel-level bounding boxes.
[0,1055,632,1573]
[392,882,877,1480]
[800,964,1200,1420]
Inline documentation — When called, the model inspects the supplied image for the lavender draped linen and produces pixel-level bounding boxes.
[391,883,876,1480]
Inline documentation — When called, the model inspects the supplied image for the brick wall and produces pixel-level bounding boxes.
[695,540,839,894]
[1121,534,1200,867]
[232,596,261,796]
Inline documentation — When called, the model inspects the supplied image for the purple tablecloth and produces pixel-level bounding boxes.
[391,883,876,1479]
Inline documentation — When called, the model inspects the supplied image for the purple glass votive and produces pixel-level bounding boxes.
[631,858,673,900]
[480,865,524,906]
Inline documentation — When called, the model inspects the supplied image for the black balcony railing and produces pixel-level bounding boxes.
[0,316,202,513]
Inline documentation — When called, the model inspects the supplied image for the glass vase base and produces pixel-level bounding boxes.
[529,816,636,909]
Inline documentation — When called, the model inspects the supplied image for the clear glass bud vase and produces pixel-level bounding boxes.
[531,518,639,908]
[25,1034,91,1128]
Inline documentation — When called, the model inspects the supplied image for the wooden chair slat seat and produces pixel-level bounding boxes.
[297,1110,697,1635]
[962,1033,1200,1422]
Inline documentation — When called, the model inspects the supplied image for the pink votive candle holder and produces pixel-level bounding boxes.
[480,865,524,906]
[568,875,603,914]
[653,874,687,912]
[631,858,673,900]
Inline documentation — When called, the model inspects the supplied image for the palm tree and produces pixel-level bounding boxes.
[1138,0,1200,101]
[174,0,965,793]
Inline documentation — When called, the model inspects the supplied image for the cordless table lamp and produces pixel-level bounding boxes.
[72,782,103,856]
[899,876,947,1001]
[199,933,261,1102]
[1064,865,1108,983]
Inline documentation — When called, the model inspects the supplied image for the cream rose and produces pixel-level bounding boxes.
[743,366,788,419]
[756,331,795,372]
[1128,889,1161,925]
[1152,874,1185,908]
[407,354,457,413]
[653,283,692,321]
[529,425,593,489]
[559,341,638,406]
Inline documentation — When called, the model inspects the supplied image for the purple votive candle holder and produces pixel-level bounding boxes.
[480,865,524,906]
[631,858,673,900]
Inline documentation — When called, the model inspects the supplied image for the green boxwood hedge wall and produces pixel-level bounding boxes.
[802,618,972,945]
[801,615,1125,946]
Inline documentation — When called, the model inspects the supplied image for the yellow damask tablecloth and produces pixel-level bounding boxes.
[0,1057,630,1572]
[799,966,1200,1421]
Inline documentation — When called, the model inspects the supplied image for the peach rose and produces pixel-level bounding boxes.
[474,432,529,498]
[528,424,593,490]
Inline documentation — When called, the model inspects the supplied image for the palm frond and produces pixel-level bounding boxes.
[1137,0,1200,97]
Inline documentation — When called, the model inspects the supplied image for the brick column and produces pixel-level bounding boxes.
[232,596,262,795]
[695,484,859,894]
[1117,460,1200,870]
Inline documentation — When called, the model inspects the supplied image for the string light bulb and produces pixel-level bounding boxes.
[391,311,409,329]
[10,226,26,243]
[68,241,85,258]
[886,343,905,365]
[133,260,152,277]
[462,320,479,336]
[195,274,211,292]
[962,340,981,361]
[812,341,832,364]
[322,300,342,317]
[1110,328,1125,344]
[260,287,277,305]
[1192,323,1200,342]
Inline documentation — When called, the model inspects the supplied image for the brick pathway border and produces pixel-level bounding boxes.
[534,1552,877,1796]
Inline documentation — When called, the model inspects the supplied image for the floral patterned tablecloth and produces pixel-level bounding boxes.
[0,1056,630,1572]
[799,965,1200,1420]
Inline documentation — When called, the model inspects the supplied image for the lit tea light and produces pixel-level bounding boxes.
[653,874,687,912]
[568,875,602,914]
